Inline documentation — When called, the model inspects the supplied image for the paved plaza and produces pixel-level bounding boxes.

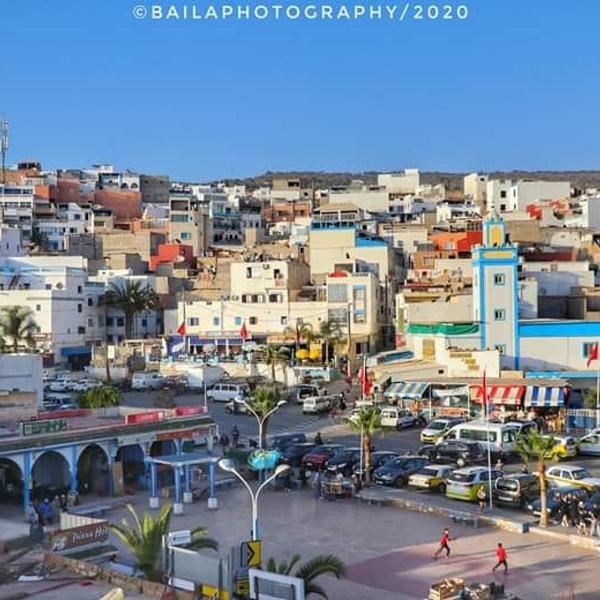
[108,487,599,599]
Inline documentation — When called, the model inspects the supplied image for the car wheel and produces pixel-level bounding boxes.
[438,483,446,494]
[395,477,406,488]
[457,457,466,468]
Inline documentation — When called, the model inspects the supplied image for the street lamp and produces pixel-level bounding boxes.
[241,399,287,449]
[218,458,290,540]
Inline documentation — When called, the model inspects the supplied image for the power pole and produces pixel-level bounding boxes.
[0,119,8,185]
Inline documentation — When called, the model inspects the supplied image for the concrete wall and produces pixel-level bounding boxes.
[519,335,600,371]
[0,391,37,423]
[404,294,473,324]
[0,354,44,406]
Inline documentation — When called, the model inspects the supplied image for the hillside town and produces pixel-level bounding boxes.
[3,151,600,599]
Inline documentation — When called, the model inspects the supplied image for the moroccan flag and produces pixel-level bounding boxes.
[240,321,249,342]
[176,322,186,336]
[587,342,599,368]
[358,365,372,396]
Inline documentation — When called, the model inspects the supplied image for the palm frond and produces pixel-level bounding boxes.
[304,582,329,599]
[187,536,219,551]
[295,554,346,582]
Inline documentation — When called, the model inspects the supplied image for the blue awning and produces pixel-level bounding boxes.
[384,381,429,399]
[524,386,565,407]
[61,346,92,357]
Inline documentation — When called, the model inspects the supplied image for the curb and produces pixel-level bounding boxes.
[530,526,600,551]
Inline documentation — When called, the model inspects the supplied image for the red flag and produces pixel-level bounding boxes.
[176,322,186,336]
[240,321,249,342]
[358,365,372,396]
[587,342,599,368]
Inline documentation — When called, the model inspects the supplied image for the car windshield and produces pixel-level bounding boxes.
[428,421,447,431]
[450,472,476,483]
[419,466,440,475]
[497,479,519,491]
[572,469,591,480]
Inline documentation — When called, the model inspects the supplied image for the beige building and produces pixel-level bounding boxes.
[169,192,211,256]
[463,173,488,207]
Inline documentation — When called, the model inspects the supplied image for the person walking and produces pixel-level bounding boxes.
[314,432,323,445]
[433,528,452,559]
[477,485,487,513]
[314,470,323,500]
[231,426,240,448]
[492,542,508,574]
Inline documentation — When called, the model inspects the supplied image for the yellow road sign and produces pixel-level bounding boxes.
[240,540,262,568]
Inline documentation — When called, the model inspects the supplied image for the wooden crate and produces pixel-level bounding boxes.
[429,578,465,600]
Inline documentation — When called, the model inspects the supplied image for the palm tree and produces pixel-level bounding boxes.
[318,320,342,366]
[265,554,345,599]
[0,306,37,353]
[78,385,121,408]
[515,431,563,527]
[247,386,280,449]
[102,280,160,340]
[109,503,218,581]
[345,407,381,483]
[264,345,290,382]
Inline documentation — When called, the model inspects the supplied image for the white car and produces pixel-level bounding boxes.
[379,407,418,429]
[71,379,103,392]
[577,432,600,456]
[48,379,74,392]
[545,465,600,492]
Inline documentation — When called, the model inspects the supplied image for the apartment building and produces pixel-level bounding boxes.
[0,184,34,242]
[487,179,571,213]
[36,202,91,251]
[377,169,420,194]
[169,190,211,254]
[463,173,488,206]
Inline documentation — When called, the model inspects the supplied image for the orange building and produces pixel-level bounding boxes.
[430,230,482,253]
[149,243,195,271]
[94,189,142,221]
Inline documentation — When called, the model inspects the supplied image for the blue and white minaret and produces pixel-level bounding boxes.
[472,214,520,369]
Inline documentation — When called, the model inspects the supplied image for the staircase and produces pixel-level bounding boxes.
[449,349,479,372]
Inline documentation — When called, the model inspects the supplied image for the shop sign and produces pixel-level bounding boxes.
[49,522,109,552]
[20,418,67,437]
[124,411,165,425]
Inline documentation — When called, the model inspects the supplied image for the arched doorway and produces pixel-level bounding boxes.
[77,444,109,496]
[31,451,70,501]
[115,444,145,493]
[0,458,23,504]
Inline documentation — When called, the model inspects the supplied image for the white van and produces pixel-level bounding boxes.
[302,396,331,415]
[131,372,164,390]
[206,382,251,403]
[445,420,518,455]
[379,407,418,429]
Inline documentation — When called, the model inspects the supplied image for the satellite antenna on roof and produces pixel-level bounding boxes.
[0,119,8,184]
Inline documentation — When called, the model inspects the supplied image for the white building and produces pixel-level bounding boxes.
[0,227,24,257]
[0,184,34,242]
[463,173,488,205]
[378,170,420,194]
[522,260,594,296]
[487,179,571,213]
[328,184,389,213]
[36,202,90,251]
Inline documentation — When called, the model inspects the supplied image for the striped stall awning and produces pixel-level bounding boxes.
[471,385,525,405]
[384,381,429,399]
[524,386,565,408]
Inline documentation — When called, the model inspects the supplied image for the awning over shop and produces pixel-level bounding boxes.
[384,381,429,399]
[524,386,565,408]
[471,385,525,404]
[61,346,92,357]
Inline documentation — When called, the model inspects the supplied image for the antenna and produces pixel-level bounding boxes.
[0,119,8,185]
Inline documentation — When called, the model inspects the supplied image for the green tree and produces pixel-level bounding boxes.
[247,386,281,448]
[102,280,160,340]
[265,554,346,599]
[264,345,290,382]
[345,406,381,483]
[109,503,218,581]
[0,306,37,353]
[78,385,121,408]
[515,431,563,527]
[318,320,342,366]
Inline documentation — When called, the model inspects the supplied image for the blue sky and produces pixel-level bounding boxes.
[2,0,599,180]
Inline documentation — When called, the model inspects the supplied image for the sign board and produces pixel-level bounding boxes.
[49,522,109,552]
[107,345,116,360]
[248,568,305,600]
[174,406,206,417]
[236,579,250,595]
[125,411,164,425]
[240,540,262,568]
[20,418,67,437]
[168,530,192,546]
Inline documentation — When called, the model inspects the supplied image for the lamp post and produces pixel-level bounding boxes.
[241,399,287,449]
[218,459,290,540]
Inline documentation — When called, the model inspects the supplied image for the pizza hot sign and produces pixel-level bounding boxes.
[50,522,109,552]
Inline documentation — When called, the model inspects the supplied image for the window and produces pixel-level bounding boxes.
[583,342,597,358]
[106,317,114,327]
[249,316,257,325]
[88,318,94,327]
[280,316,288,325]
[45,283,52,290]
[493,274,505,286]
[500,204,506,212]
[77,285,82,294]
[494,344,506,355]
[246,267,253,278]
[116,317,125,327]
[188,317,199,326]
[493,309,505,321]
[213,317,220,326]
[234,316,242,326]
[107,334,113,343]
[87,298,93,306]
[500,191,507,199]
[35,304,41,312]
[141,318,147,328]
[268,293,282,303]
[77,326,85,334]
[180,232,191,240]
[327,284,348,303]
[77,304,83,313]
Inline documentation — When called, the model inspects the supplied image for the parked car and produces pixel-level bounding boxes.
[545,465,600,492]
[302,396,331,415]
[279,442,318,467]
[373,455,429,487]
[527,487,588,519]
[493,473,540,508]
[71,378,103,392]
[420,418,464,444]
[131,372,164,391]
[543,435,577,459]
[43,394,77,411]
[325,448,362,476]
[348,406,380,424]
[206,381,251,402]
[48,378,74,393]
[419,440,484,467]
[379,407,418,429]
[302,444,344,472]
[225,399,250,415]
[444,420,518,456]
[268,433,308,452]
[288,384,325,404]
[445,467,503,502]
[351,451,398,479]
[577,431,600,456]
[503,420,538,438]
[408,464,454,494]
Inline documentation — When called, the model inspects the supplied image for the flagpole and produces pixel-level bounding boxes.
[182,289,188,358]
[483,369,493,511]
[362,354,366,402]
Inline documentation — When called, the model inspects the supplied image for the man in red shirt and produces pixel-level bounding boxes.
[492,542,508,573]
[433,528,452,559]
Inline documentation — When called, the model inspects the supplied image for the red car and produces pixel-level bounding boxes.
[302,444,344,471]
